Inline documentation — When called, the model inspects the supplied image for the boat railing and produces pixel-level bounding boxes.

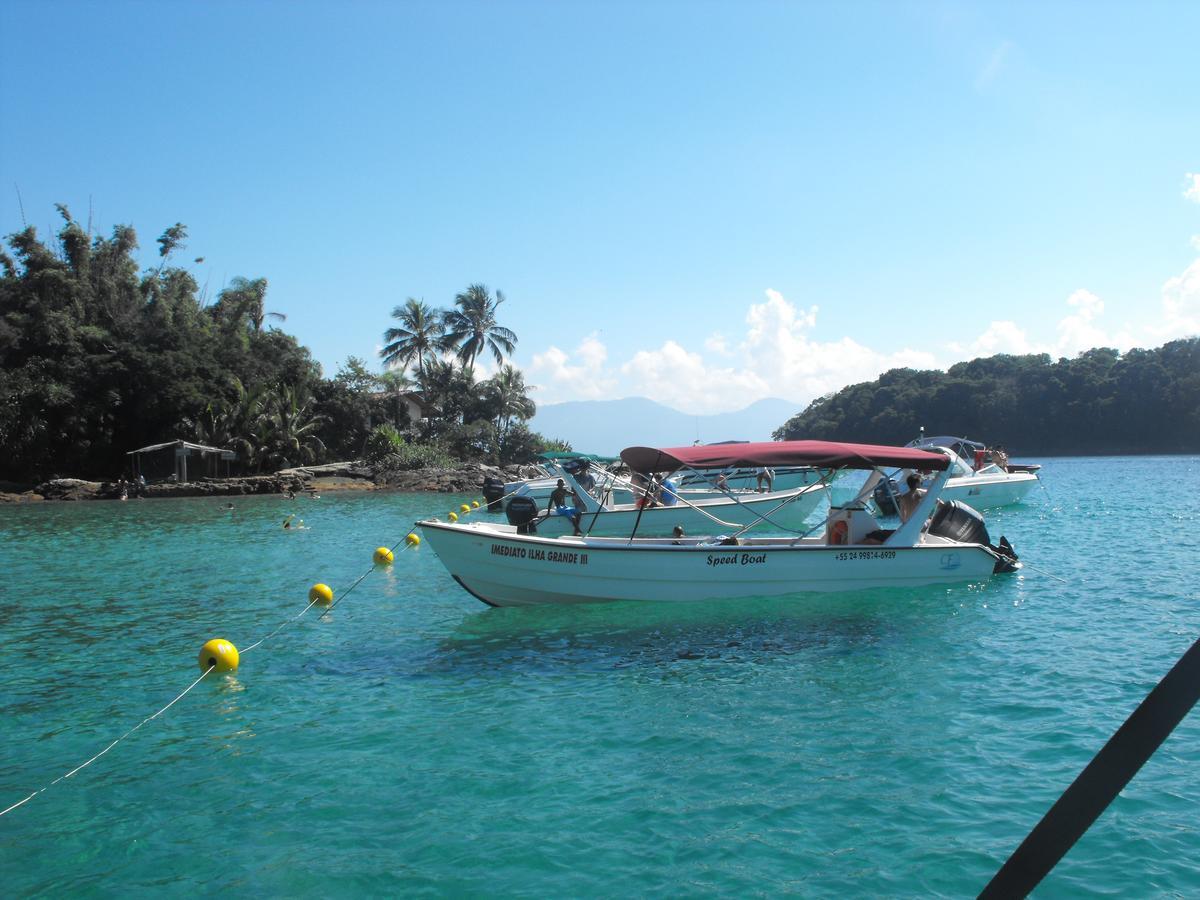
[570,467,826,540]
[573,469,745,534]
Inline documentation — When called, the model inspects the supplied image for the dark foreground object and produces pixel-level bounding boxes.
[980,634,1200,898]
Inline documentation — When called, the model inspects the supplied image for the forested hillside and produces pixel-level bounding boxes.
[773,342,1200,455]
[0,208,548,482]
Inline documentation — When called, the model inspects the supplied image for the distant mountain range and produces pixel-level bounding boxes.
[529,397,802,455]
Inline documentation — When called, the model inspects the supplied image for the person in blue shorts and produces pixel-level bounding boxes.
[547,479,582,535]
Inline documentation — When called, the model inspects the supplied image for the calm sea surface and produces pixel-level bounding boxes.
[1,456,1198,897]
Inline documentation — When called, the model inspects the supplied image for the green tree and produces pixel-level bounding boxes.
[480,363,536,447]
[211,276,286,333]
[255,383,327,470]
[442,283,517,375]
[772,344,1200,454]
[380,297,445,381]
[414,358,477,439]
[0,207,323,480]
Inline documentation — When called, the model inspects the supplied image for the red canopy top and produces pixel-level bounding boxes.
[620,440,949,474]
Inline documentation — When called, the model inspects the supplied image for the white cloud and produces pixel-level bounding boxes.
[620,340,770,413]
[1191,235,1200,252]
[529,333,616,402]
[735,289,937,402]
[526,245,1199,416]
[576,334,607,370]
[1055,288,1110,356]
[614,289,937,414]
[704,333,732,355]
[1159,258,1200,337]
[1184,173,1200,203]
[950,320,1035,356]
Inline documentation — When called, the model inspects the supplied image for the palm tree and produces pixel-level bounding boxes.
[380,298,445,381]
[257,383,327,471]
[214,276,286,332]
[442,283,517,376]
[484,364,536,445]
[183,377,268,470]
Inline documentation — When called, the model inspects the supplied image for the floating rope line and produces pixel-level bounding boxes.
[1017,561,1072,585]
[0,664,215,818]
[0,510,435,820]
[325,537,417,614]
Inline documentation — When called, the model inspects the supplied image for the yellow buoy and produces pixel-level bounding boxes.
[405,533,421,547]
[448,511,458,522]
[471,500,480,508]
[198,639,239,673]
[373,546,395,565]
[460,503,471,513]
[308,583,334,605]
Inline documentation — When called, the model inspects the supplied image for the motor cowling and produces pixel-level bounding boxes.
[482,476,506,512]
[927,499,990,546]
[505,495,540,534]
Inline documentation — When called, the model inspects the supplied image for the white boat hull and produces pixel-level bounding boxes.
[419,523,1001,607]
[942,472,1039,510]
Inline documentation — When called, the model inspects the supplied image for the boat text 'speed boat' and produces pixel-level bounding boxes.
[419,440,1020,607]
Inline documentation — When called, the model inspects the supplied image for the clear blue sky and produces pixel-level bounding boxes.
[2,1,1197,414]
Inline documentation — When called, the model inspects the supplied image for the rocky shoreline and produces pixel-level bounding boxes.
[0,461,539,503]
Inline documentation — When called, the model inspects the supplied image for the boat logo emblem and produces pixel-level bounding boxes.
[939,553,961,571]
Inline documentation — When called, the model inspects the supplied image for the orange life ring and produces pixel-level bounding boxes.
[831,520,849,545]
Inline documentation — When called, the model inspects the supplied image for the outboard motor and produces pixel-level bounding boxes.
[482,475,506,512]
[504,495,540,534]
[927,500,1020,574]
[928,499,991,545]
[873,478,900,516]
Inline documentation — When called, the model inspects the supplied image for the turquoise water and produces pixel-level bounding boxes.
[1,456,1198,896]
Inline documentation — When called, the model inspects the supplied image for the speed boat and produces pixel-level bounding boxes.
[419,440,1020,607]
[482,452,620,509]
[874,435,1041,513]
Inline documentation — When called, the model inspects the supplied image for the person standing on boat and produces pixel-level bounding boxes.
[575,462,597,498]
[898,473,926,522]
[660,476,679,506]
[632,472,656,509]
[547,479,583,535]
[756,467,774,492]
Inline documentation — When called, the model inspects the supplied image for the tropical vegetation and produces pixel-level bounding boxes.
[0,209,556,483]
[774,342,1200,454]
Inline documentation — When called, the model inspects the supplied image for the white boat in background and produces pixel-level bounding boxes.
[674,464,822,493]
[420,440,1020,608]
[484,451,804,514]
[493,465,825,538]
[874,435,1041,513]
[482,452,620,509]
